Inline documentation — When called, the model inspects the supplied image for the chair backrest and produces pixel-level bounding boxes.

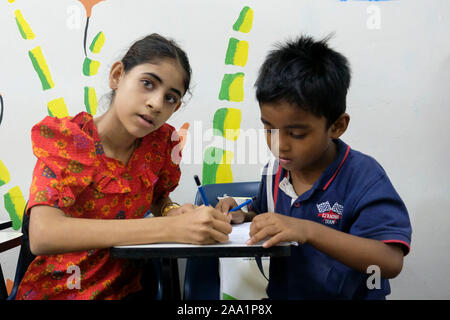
[7,207,36,300]
[184,181,260,300]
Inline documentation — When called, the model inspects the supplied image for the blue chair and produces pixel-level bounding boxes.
[183,181,260,300]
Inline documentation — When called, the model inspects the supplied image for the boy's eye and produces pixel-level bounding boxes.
[290,131,306,139]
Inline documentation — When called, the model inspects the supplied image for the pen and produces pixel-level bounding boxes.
[194,175,209,206]
[229,197,256,213]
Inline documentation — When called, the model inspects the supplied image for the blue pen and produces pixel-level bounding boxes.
[229,197,256,213]
[194,175,209,206]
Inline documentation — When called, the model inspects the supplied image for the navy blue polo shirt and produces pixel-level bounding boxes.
[250,139,412,300]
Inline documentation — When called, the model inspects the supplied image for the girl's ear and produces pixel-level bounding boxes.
[329,113,350,139]
[109,61,125,90]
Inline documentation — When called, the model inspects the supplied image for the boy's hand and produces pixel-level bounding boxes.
[215,197,245,224]
[247,212,310,247]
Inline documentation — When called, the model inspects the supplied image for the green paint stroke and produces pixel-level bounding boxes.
[89,31,105,54]
[222,292,237,300]
[83,57,100,76]
[213,108,228,137]
[202,147,224,185]
[225,38,239,65]
[218,73,244,101]
[28,50,52,90]
[4,186,26,230]
[232,6,253,33]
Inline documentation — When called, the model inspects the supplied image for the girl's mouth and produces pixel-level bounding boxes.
[138,114,155,128]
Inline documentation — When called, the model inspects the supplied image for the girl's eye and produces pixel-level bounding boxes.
[166,94,178,105]
[142,80,154,89]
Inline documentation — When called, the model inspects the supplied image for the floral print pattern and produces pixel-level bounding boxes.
[16,112,181,300]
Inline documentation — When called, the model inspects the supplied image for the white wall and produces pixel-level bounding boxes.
[0,0,449,299]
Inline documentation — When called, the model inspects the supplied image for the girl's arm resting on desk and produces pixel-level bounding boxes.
[247,212,404,279]
[29,204,232,255]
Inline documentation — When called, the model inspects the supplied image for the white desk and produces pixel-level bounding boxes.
[111,223,292,259]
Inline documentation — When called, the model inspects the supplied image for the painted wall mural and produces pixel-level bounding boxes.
[0,0,194,295]
[202,6,253,185]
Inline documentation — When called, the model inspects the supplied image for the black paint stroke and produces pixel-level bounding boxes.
[83,17,90,57]
[0,94,3,126]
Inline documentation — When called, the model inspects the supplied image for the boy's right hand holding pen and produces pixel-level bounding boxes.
[215,197,256,224]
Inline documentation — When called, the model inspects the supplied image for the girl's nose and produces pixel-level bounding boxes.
[146,93,164,112]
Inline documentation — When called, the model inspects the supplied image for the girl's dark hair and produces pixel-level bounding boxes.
[255,34,351,128]
[121,33,192,96]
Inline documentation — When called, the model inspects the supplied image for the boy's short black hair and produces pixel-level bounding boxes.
[255,35,351,128]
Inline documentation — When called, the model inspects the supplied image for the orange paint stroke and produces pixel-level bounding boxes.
[177,122,190,151]
[78,0,105,17]
[6,278,13,296]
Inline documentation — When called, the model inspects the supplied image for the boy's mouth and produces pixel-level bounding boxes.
[278,157,293,165]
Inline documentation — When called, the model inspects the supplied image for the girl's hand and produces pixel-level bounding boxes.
[215,197,245,224]
[247,212,310,248]
[165,203,196,216]
[172,205,232,244]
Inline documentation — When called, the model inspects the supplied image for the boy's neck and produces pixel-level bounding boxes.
[289,140,338,193]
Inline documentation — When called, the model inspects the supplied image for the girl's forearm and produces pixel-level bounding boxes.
[29,205,170,255]
[305,220,404,279]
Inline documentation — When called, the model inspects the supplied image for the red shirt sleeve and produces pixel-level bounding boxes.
[152,125,182,201]
[28,115,96,213]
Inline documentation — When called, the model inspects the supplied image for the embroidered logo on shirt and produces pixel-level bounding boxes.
[316,201,343,225]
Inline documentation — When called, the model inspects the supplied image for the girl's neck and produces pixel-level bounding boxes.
[94,109,136,156]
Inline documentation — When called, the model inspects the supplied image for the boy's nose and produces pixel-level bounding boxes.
[269,129,290,156]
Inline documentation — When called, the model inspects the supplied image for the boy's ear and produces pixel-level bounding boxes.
[329,113,350,139]
[109,61,124,90]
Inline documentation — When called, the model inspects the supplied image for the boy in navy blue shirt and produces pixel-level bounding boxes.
[216,35,412,299]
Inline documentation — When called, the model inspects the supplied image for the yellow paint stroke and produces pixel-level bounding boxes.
[0,159,11,186]
[89,31,105,54]
[4,186,26,230]
[83,57,100,76]
[229,74,244,102]
[233,6,254,33]
[47,97,69,118]
[14,9,35,40]
[223,108,241,141]
[234,40,249,66]
[215,150,234,183]
[8,0,15,3]
[84,87,97,115]
[29,46,55,90]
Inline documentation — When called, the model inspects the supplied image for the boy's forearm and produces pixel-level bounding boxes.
[305,220,404,279]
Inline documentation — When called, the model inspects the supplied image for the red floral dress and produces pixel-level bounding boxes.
[16,112,181,300]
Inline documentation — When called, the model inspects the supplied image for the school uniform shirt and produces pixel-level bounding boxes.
[16,112,181,300]
[250,139,412,300]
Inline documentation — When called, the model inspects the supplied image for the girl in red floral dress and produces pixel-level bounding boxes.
[16,34,231,300]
